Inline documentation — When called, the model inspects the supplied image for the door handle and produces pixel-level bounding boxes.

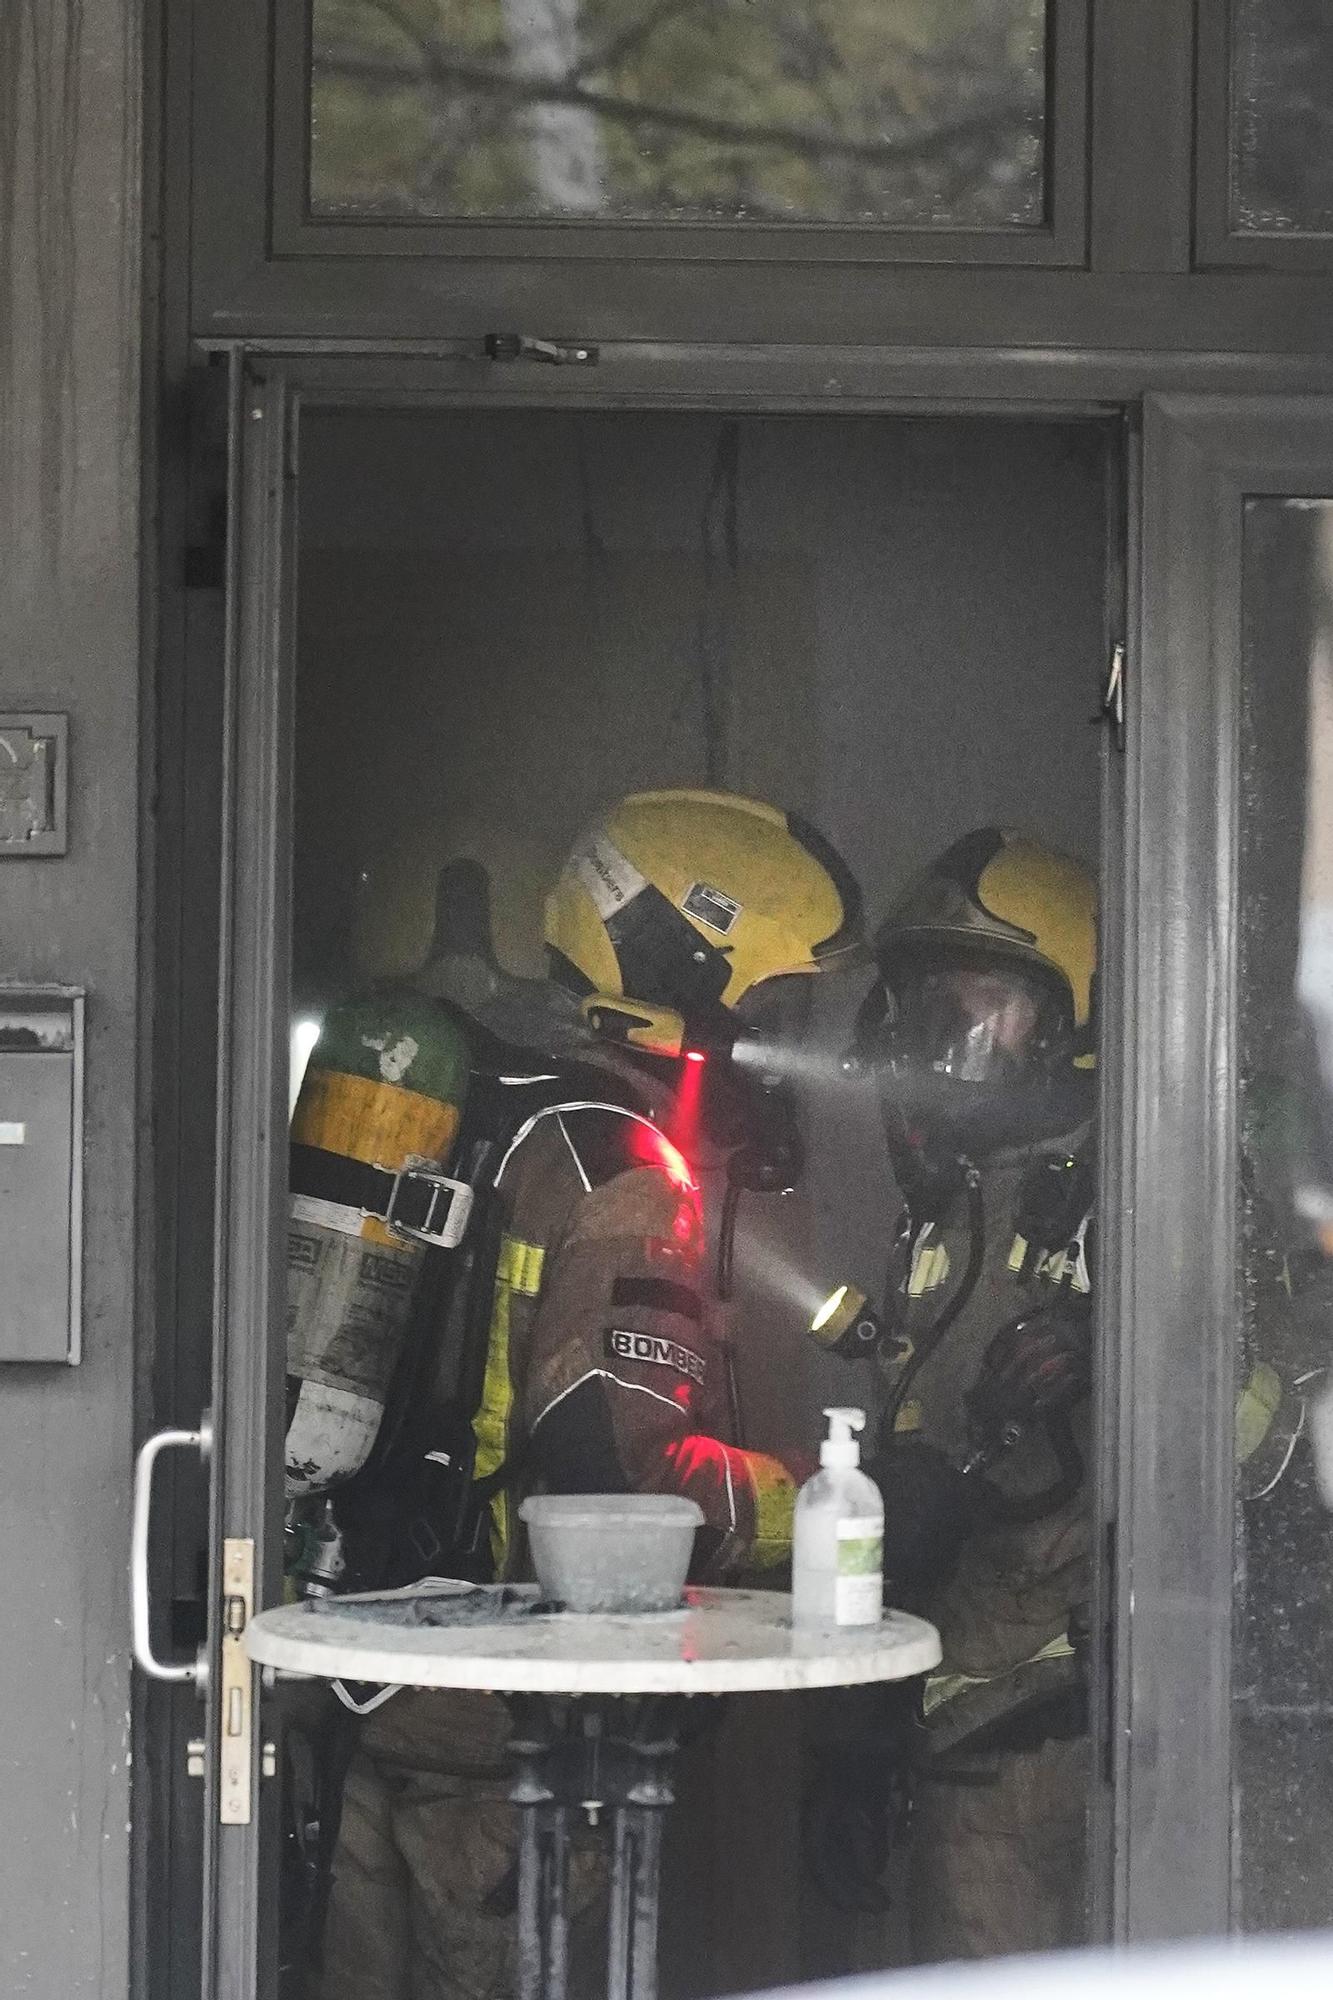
[132,1417,213,1688]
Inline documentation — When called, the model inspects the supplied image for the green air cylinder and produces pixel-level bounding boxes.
[285,993,470,1498]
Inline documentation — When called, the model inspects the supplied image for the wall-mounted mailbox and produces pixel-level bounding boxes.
[0,989,84,1363]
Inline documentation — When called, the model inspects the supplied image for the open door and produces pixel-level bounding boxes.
[200,355,295,1999]
[153,355,1133,1995]
[1117,396,1333,1938]
[132,352,293,2000]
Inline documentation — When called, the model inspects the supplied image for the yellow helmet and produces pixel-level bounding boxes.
[879,829,1096,1036]
[867,829,1096,1154]
[546,790,860,1058]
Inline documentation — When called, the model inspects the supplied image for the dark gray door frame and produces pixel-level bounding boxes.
[202,359,296,1998]
[1121,395,1333,1936]
[197,351,1333,1985]
[199,339,1333,406]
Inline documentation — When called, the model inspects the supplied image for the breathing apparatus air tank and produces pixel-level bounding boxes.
[284,993,472,1499]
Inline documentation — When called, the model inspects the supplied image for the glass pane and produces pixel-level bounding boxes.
[1231,0,1333,234]
[309,0,1046,226]
[1236,498,1333,1929]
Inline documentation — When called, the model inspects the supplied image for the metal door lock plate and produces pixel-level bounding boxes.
[219,1538,255,1825]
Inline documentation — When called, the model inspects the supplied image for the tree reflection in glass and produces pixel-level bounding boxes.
[309,0,1046,226]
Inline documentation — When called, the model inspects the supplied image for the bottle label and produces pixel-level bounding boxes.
[835,1519,883,1626]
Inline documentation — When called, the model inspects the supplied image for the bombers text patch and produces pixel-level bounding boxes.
[604,1328,707,1385]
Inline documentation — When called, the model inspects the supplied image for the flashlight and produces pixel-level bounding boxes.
[809,1284,884,1359]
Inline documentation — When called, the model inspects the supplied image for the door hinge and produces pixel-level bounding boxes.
[1100,642,1126,753]
[219,1536,255,1825]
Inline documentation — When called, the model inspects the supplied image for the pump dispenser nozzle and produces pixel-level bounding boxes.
[795,1407,883,1628]
[820,1407,866,1470]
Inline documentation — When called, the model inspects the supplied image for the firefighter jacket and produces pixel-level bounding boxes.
[880,1142,1094,1754]
[880,1134,1305,1757]
[470,1073,800,1579]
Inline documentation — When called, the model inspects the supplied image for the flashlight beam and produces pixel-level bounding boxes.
[730,1035,870,1092]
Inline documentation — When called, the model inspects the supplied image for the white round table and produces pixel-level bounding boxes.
[248,1584,940,2000]
[246,1581,941,1694]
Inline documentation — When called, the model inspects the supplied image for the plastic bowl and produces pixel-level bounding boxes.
[518,1493,705,1614]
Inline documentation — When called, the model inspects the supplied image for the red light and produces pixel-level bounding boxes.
[654,1132,698,1193]
[626,1119,699,1194]
[684,1049,706,1064]
[664,1433,737,1493]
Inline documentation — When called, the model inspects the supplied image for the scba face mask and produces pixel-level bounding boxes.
[892,962,1053,1088]
[863,953,1089,1163]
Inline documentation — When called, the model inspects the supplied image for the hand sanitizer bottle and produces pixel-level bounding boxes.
[792,1408,883,1628]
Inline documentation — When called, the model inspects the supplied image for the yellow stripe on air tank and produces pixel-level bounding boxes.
[292,1068,460,1248]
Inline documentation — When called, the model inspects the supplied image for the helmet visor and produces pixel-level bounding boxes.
[883,957,1066,1090]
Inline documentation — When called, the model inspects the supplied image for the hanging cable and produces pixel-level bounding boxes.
[716,1178,746,1446]
[717,1179,741,1303]
[695,422,740,788]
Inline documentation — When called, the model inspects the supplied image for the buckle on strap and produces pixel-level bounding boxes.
[373,1157,474,1249]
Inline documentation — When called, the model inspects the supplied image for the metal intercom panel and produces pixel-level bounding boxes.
[0,988,84,1362]
[0,714,69,855]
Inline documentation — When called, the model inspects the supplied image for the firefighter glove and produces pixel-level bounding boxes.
[966,1304,1092,1450]
[864,1435,981,1601]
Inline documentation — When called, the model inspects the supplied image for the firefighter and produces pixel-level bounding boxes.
[853,829,1099,1961]
[847,828,1302,1962]
[315,789,861,2000]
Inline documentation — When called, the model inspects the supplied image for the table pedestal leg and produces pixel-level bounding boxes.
[512,1711,571,2000]
[607,1717,674,2000]
[509,1696,683,2000]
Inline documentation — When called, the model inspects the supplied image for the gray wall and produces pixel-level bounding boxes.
[0,6,142,1995]
[297,412,1104,998]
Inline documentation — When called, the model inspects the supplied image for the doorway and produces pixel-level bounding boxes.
[184,383,1123,1999]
